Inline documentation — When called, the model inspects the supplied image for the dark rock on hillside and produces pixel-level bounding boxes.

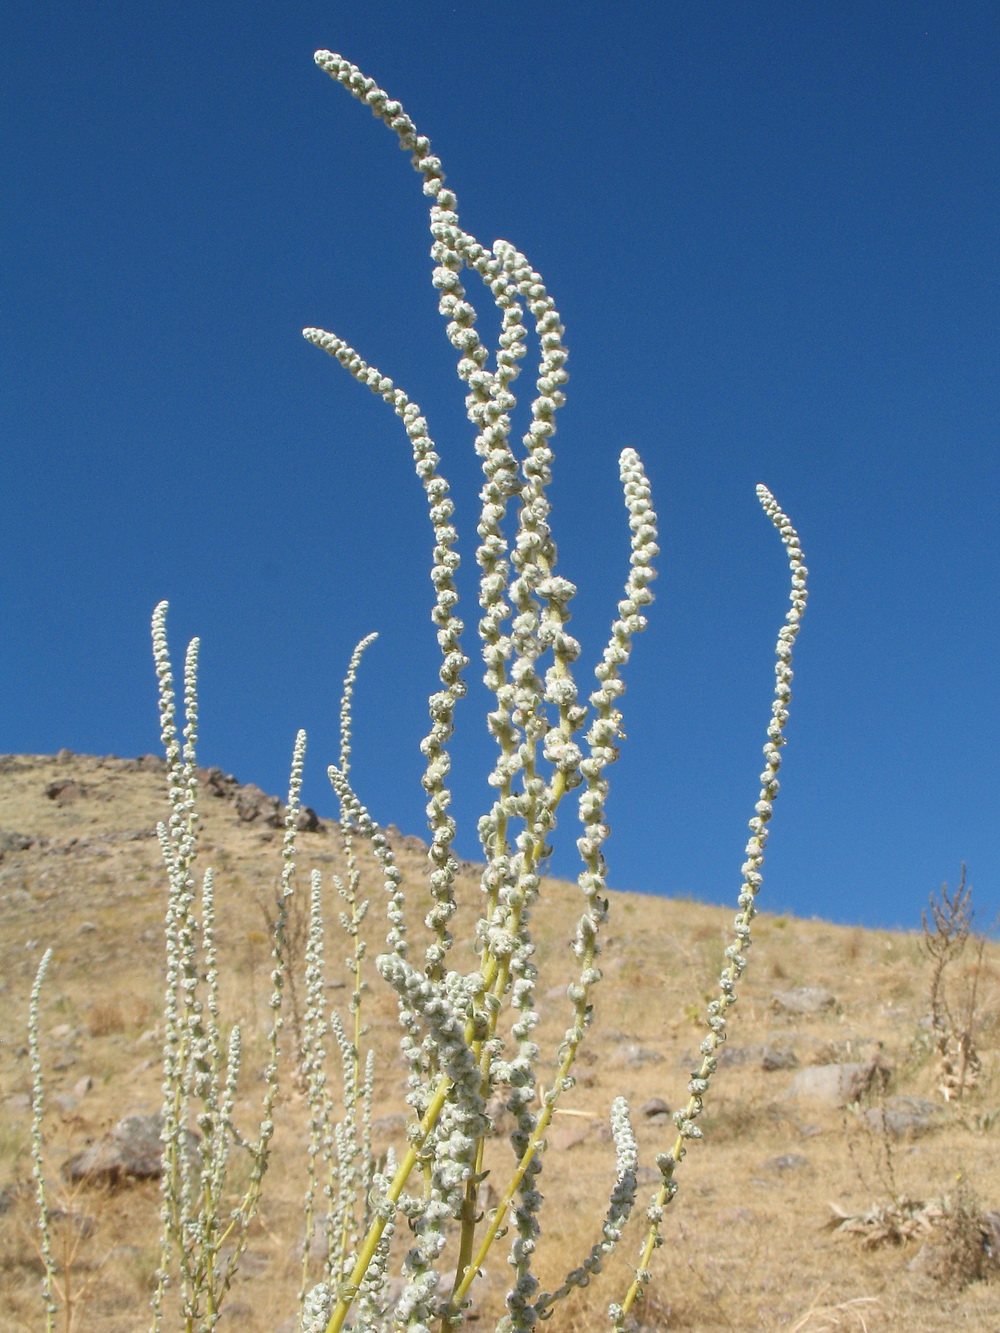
[384,824,428,854]
[0,831,34,857]
[44,778,88,805]
[234,783,283,827]
[761,1045,799,1071]
[640,1097,672,1122]
[13,749,329,838]
[200,765,240,798]
[231,783,321,831]
[63,1110,198,1184]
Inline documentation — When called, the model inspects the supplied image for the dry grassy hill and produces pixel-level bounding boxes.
[2,751,999,1332]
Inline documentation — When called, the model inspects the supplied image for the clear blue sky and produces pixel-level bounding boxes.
[4,1,998,930]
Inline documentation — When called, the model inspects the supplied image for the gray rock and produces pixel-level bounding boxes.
[548,1118,592,1151]
[0,831,34,855]
[119,827,155,842]
[716,1045,758,1068]
[763,1152,809,1171]
[63,1111,198,1184]
[863,1096,945,1139]
[639,1097,672,1121]
[785,1063,874,1107]
[611,1042,664,1068]
[297,1229,329,1262]
[772,987,838,1016]
[761,1046,799,1071]
[218,1301,255,1321]
[222,1247,269,1279]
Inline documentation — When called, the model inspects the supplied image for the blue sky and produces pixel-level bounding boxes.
[4,1,998,930]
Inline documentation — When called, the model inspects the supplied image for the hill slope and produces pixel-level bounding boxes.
[2,752,999,1331]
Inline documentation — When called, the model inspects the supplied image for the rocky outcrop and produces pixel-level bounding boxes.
[199,767,322,831]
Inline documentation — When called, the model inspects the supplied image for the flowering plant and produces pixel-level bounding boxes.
[28,49,808,1333]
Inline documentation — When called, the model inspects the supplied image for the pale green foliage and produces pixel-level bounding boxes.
[149,606,307,1333]
[27,47,809,1333]
[28,947,57,1333]
[297,52,807,1333]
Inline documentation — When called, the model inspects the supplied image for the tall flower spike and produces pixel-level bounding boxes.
[150,607,301,1328]
[535,1097,638,1317]
[28,948,57,1333]
[297,50,813,1333]
[615,486,808,1330]
[302,328,467,980]
[311,54,581,1001]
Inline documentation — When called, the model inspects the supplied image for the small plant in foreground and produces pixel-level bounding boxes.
[925,1174,1000,1289]
[833,1103,998,1288]
[28,47,810,1333]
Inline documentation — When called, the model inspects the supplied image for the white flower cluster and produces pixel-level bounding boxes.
[147,605,309,1331]
[301,45,668,1333]
[28,948,57,1333]
[298,47,812,1333]
[534,1097,638,1316]
[614,488,808,1330]
[301,1282,334,1333]
[0,46,802,1333]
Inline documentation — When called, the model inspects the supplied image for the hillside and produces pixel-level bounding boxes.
[2,751,999,1332]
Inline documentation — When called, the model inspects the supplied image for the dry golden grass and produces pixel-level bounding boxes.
[2,751,1000,1331]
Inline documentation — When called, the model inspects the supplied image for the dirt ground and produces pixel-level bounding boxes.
[2,751,999,1332]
